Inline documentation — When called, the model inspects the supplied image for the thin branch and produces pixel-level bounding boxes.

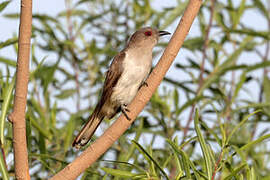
[211,150,223,180]
[7,0,32,179]
[183,0,216,139]
[50,0,202,179]
[65,0,81,111]
[251,1,270,140]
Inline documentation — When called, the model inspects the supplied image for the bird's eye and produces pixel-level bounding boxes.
[144,31,152,36]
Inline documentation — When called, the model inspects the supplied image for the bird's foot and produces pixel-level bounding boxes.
[142,81,148,87]
[121,104,131,120]
[139,81,148,90]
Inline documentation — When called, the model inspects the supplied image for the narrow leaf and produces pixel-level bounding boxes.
[194,109,212,179]
[132,140,169,180]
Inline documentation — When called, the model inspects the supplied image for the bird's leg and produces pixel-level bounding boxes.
[121,104,131,120]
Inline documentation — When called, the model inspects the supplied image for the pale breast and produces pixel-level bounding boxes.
[111,51,152,105]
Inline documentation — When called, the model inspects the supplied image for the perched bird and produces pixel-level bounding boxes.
[72,27,170,149]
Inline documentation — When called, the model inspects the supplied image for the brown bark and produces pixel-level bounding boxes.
[50,0,202,179]
[8,0,32,179]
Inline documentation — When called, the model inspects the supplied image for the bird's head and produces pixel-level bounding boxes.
[128,27,170,49]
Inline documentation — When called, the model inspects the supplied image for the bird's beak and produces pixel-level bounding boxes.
[159,30,171,36]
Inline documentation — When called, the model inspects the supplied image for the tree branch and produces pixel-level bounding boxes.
[50,0,202,179]
[183,0,215,139]
[7,0,32,179]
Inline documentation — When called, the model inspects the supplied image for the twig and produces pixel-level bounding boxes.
[49,0,202,179]
[251,1,270,139]
[183,0,216,139]
[7,0,32,179]
[65,0,81,111]
[211,150,223,180]
[0,144,8,173]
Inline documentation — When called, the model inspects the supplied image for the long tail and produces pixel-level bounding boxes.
[72,110,104,149]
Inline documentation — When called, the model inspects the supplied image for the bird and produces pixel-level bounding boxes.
[72,27,170,149]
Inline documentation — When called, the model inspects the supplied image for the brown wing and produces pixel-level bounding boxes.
[99,51,126,105]
[72,51,126,148]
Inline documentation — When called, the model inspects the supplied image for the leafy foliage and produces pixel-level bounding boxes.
[0,0,270,179]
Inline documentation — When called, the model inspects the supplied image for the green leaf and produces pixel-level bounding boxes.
[233,103,270,112]
[55,89,77,99]
[132,140,169,180]
[29,97,46,122]
[0,1,10,13]
[101,168,143,178]
[121,118,144,162]
[38,132,46,155]
[263,76,270,103]
[215,11,227,29]
[29,154,58,173]
[150,92,170,116]
[58,9,88,17]
[173,88,179,110]
[167,140,190,179]
[199,36,253,95]
[232,71,246,103]
[50,101,57,128]
[201,121,222,147]
[224,164,248,180]
[253,0,269,19]
[228,29,270,39]
[226,110,260,145]
[33,14,58,23]
[0,150,9,180]
[101,160,145,173]
[176,95,205,116]
[29,56,47,80]
[160,0,188,29]
[194,109,212,180]
[247,167,256,180]
[182,37,204,51]
[0,37,18,49]
[63,115,75,152]
[164,77,196,94]
[29,153,67,164]
[4,13,19,19]
[0,74,15,144]
[29,117,52,140]
[26,118,33,155]
[240,134,270,152]
[246,61,270,72]
[0,56,16,67]
[235,0,246,27]
[167,139,208,179]
[32,63,58,91]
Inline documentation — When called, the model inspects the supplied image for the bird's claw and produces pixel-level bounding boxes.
[121,104,131,120]
[142,82,148,87]
[139,81,148,90]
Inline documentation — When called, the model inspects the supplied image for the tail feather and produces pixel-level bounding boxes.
[72,112,104,149]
